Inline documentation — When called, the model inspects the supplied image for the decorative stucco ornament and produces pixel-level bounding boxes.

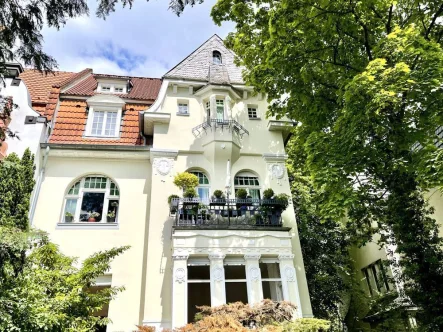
[153,158,173,176]
[175,268,186,283]
[249,266,260,282]
[269,163,285,185]
[212,267,224,282]
[284,266,296,282]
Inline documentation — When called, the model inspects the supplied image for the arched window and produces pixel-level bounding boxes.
[212,51,222,65]
[189,171,210,203]
[234,172,261,199]
[63,176,120,223]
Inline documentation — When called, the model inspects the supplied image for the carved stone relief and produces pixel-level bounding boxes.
[175,268,186,283]
[212,267,224,282]
[284,266,296,282]
[153,157,173,176]
[249,266,261,282]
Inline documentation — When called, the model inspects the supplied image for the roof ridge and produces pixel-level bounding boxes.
[56,68,93,88]
[94,73,162,80]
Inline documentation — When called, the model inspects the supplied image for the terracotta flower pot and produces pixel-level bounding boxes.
[88,217,96,222]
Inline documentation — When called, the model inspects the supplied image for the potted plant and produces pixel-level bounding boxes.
[235,189,252,209]
[168,194,180,212]
[211,190,226,205]
[88,211,100,222]
[107,210,116,223]
[65,211,74,223]
[275,193,290,211]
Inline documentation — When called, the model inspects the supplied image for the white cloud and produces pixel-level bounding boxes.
[41,0,234,77]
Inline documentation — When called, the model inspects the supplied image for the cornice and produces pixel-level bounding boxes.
[262,153,288,163]
[150,148,179,159]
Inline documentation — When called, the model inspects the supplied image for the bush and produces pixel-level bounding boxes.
[236,189,248,199]
[263,188,275,199]
[177,316,247,332]
[213,189,225,198]
[173,172,199,191]
[261,319,331,332]
[168,194,179,204]
[275,193,290,210]
[183,188,197,198]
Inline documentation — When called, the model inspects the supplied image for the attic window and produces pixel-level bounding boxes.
[213,51,222,65]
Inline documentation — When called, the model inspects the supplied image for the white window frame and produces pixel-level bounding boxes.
[100,85,111,92]
[247,105,259,119]
[216,99,225,121]
[85,106,122,138]
[260,260,283,301]
[234,173,261,200]
[62,176,120,223]
[362,260,391,296]
[98,83,127,94]
[114,85,124,93]
[177,101,189,115]
[189,171,210,204]
[213,51,222,65]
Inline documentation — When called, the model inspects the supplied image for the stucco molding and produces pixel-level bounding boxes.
[212,267,224,282]
[153,157,174,176]
[174,268,186,284]
[249,266,261,282]
[86,94,125,107]
[150,148,179,159]
[283,265,296,282]
[278,253,295,261]
[56,222,119,230]
[262,153,288,163]
[172,253,189,261]
[244,253,261,261]
[208,253,226,261]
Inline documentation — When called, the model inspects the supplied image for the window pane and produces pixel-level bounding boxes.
[91,111,105,135]
[107,199,119,222]
[259,263,281,279]
[80,192,105,221]
[64,199,77,217]
[104,112,117,136]
[198,187,210,204]
[262,281,283,301]
[110,182,119,196]
[68,181,80,195]
[249,189,261,200]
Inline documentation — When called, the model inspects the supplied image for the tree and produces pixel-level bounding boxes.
[287,140,351,326]
[0,150,129,331]
[211,1,443,330]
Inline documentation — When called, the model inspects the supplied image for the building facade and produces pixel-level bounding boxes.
[27,35,313,331]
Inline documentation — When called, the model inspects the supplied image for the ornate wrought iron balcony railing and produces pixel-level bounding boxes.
[192,119,250,138]
[170,197,286,228]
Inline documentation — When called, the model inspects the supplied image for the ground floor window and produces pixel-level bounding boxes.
[260,262,283,301]
[225,264,248,304]
[187,265,211,323]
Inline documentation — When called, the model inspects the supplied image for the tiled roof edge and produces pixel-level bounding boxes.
[41,143,151,151]
[56,68,93,88]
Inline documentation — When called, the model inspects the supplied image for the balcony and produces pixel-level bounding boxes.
[192,119,249,138]
[170,198,290,230]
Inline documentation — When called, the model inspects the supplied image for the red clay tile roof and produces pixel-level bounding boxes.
[64,74,161,101]
[49,101,149,145]
[19,70,75,109]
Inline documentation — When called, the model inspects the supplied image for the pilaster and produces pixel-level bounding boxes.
[172,253,189,329]
[209,253,226,306]
[244,253,263,305]
[278,254,302,318]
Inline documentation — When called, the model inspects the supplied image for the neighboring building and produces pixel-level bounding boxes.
[29,35,313,332]
[0,63,47,163]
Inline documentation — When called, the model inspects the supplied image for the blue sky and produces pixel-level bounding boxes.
[42,0,233,78]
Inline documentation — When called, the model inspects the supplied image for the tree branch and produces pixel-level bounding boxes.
[425,3,443,40]
[386,5,393,34]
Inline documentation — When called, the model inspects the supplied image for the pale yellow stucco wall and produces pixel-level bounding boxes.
[33,156,151,332]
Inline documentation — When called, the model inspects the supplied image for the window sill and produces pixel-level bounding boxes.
[249,118,261,120]
[56,222,119,230]
[83,135,121,139]
[176,112,190,117]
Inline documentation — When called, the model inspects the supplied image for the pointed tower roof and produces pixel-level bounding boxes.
[164,35,244,84]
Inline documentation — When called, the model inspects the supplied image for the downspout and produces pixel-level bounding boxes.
[29,146,49,226]
[139,111,147,145]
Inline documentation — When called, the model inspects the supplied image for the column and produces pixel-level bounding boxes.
[209,253,226,306]
[279,254,303,318]
[172,253,189,329]
[245,253,263,305]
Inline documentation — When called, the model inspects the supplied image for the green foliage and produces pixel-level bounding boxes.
[212,189,225,198]
[263,188,274,199]
[235,188,248,199]
[275,193,290,210]
[168,194,180,203]
[0,151,129,331]
[183,188,197,198]
[262,319,331,332]
[213,1,443,329]
[173,172,199,191]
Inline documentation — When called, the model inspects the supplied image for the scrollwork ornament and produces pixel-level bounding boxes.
[284,266,296,282]
[249,266,260,282]
[153,158,173,176]
[212,267,224,282]
[175,268,186,283]
[269,163,285,185]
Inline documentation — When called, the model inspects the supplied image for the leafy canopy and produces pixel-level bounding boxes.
[211,0,443,329]
[0,151,129,331]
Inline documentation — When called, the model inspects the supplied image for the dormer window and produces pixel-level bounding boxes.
[213,51,222,65]
[98,83,127,94]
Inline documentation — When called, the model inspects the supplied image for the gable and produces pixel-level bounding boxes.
[164,35,244,85]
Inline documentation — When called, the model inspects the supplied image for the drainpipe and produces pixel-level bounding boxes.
[139,111,147,145]
[29,146,49,226]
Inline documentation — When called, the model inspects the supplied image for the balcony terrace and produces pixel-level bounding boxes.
[170,197,290,230]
